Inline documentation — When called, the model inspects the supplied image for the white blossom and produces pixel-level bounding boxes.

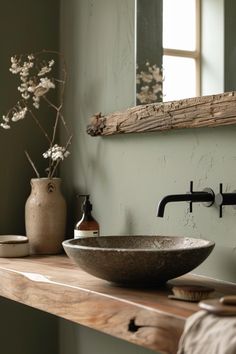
[136,62,163,103]
[151,66,162,83]
[1,115,10,129]
[34,77,55,97]
[38,60,55,76]
[33,96,40,109]
[9,56,21,74]
[0,122,10,129]
[40,77,55,89]
[2,115,9,123]
[28,54,34,61]
[49,60,54,67]
[138,71,153,83]
[27,79,36,93]
[38,66,51,76]
[10,56,34,77]
[18,83,27,92]
[21,92,30,100]
[136,86,157,104]
[43,144,70,161]
[152,83,162,94]
[2,51,71,178]
[11,56,17,63]
[11,107,27,122]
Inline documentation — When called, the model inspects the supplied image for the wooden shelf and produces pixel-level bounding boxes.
[0,255,235,354]
[87,91,236,136]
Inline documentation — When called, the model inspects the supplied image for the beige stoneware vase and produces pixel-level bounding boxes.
[25,178,66,255]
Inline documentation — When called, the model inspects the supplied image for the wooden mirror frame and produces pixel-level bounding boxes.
[87,91,236,136]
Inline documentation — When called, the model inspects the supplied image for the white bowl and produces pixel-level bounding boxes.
[0,235,29,257]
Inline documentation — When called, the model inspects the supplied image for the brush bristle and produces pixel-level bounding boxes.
[172,285,214,301]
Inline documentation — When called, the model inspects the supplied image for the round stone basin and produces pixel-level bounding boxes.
[63,235,215,286]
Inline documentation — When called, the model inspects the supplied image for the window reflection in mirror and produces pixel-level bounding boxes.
[136,0,200,104]
[136,0,232,104]
[163,0,200,101]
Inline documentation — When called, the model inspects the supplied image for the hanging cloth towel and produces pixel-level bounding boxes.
[177,310,236,354]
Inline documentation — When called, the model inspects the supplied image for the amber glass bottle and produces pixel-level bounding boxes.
[74,195,99,238]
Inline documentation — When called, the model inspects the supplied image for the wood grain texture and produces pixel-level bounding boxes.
[0,255,235,353]
[87,91,236,136]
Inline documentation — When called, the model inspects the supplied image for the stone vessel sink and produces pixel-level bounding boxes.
[63,236,215,286]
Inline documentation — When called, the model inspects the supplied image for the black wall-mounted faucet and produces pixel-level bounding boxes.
[157,181,215,217]
[215,183,236,217]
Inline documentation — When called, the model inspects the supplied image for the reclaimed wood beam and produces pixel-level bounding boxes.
[87,91,236,136]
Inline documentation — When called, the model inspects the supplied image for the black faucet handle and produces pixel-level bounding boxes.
[188,181,214,213]
[219,183,223,218]
[215,183,236,218]
[215,183,225,217]
[189,181,193,212]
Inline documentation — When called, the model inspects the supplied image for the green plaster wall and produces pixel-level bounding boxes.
[59,0,236,352]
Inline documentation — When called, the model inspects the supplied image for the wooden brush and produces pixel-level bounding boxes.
[169,285,215,302]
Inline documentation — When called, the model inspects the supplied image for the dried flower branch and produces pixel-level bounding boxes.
[136,62,163,104]
[24,150,40,178]
[1,50,72,178]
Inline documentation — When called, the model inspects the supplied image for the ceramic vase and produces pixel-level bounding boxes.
[25,178,66,255]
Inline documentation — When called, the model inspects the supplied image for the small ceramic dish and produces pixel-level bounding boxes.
[0,235,29,257]
[199,298,236,316]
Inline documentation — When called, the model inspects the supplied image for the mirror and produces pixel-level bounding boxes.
[136,0,236,104]
[86,0,236,137]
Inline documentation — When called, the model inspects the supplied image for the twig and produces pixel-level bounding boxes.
[42,95,70,136]
[24,150,40,178]
[51,111,60,145]
[42,95,59,112]
[49,134,73,178]
[47,109,60,177]
[28,109,51,143]
[1,50,72,179]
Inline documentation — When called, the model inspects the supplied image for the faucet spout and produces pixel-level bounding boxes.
[157,185,214,217]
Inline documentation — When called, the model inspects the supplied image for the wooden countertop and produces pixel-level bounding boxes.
[0,255,235,354]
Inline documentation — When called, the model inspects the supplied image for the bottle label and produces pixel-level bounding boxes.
[74,229,99,238]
